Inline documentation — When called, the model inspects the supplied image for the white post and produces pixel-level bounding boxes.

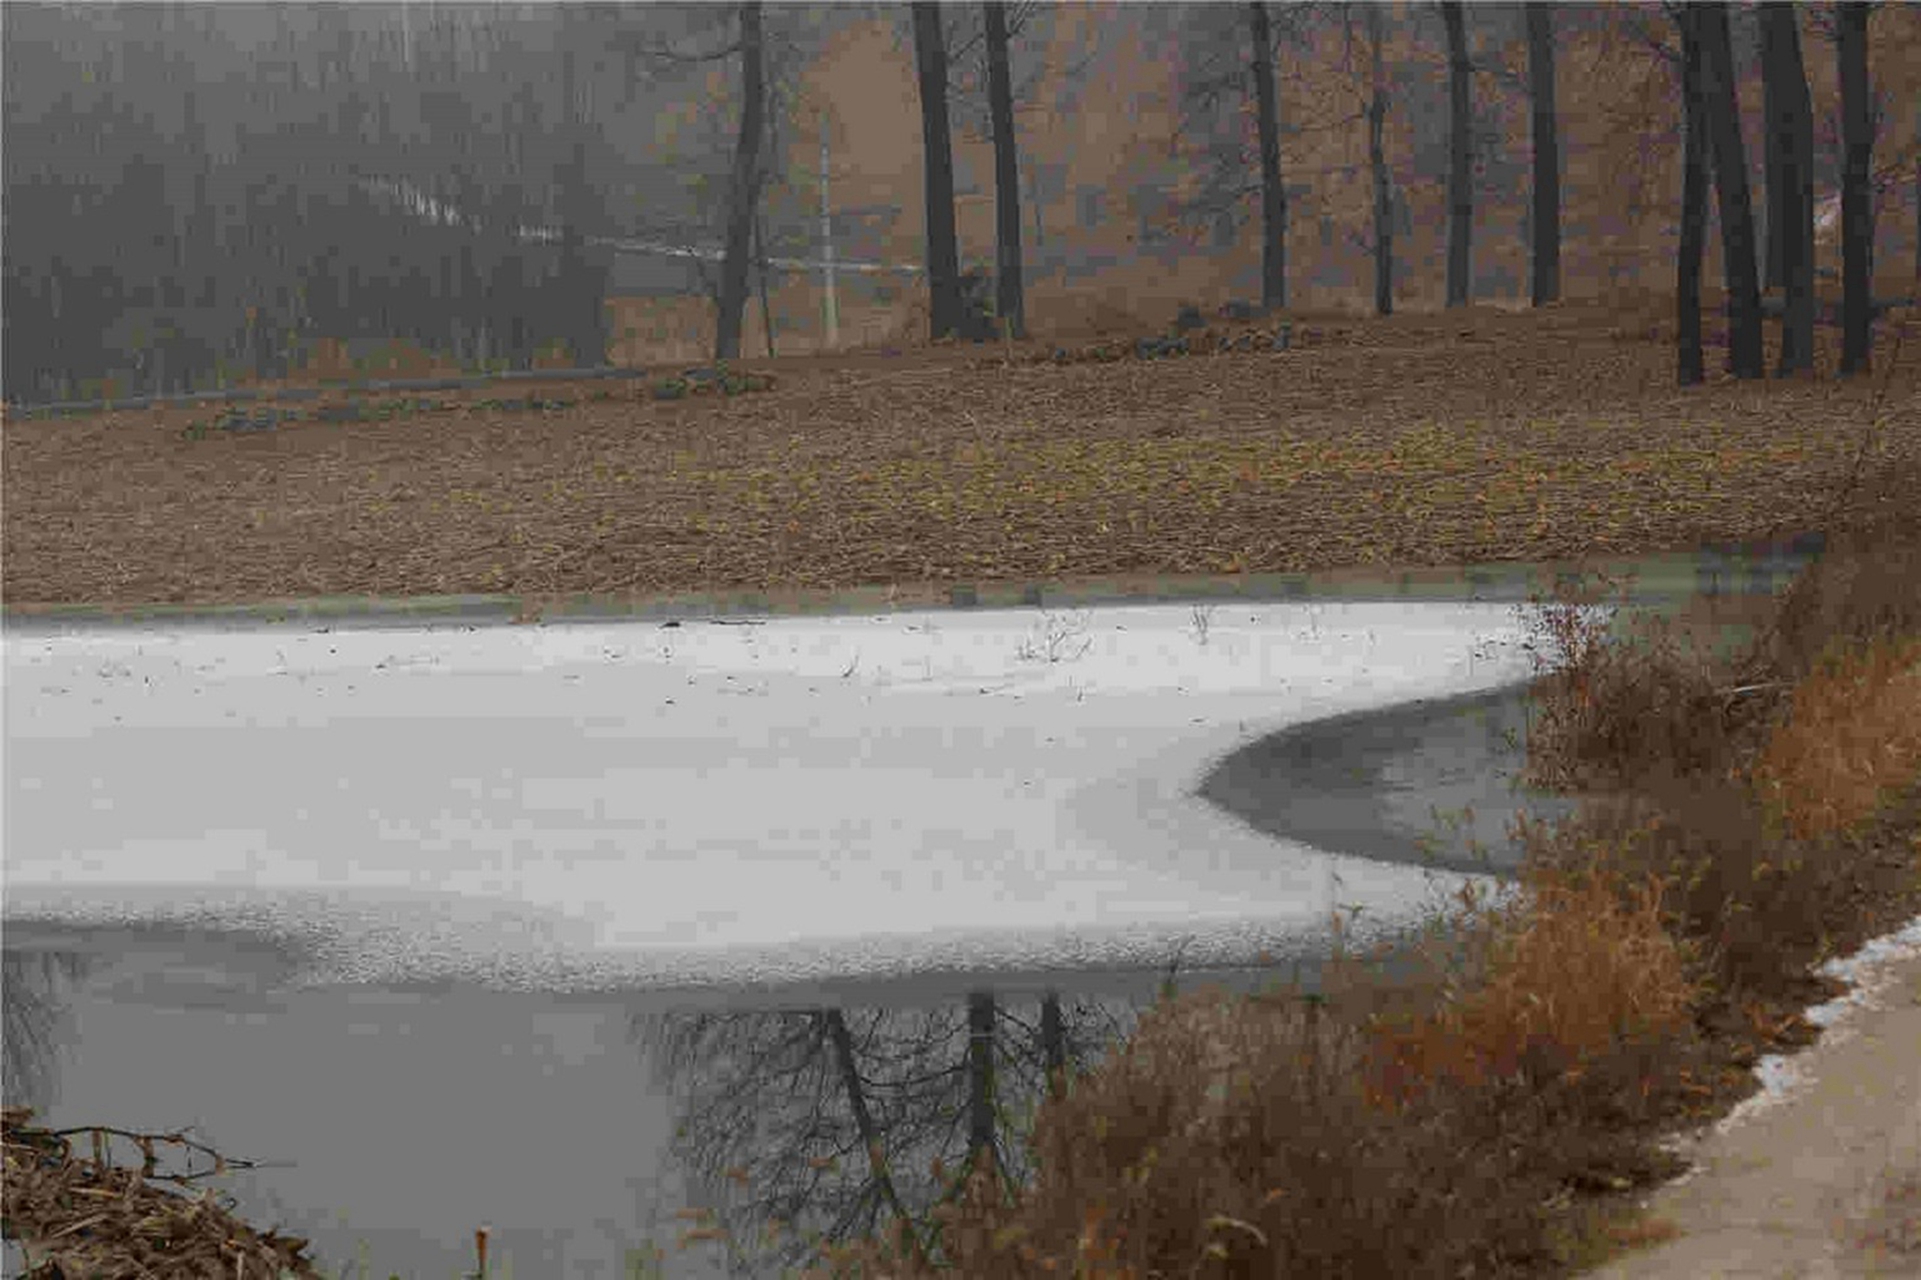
[820,109,839,349]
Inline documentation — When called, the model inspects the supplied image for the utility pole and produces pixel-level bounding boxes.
[820,110,839,349]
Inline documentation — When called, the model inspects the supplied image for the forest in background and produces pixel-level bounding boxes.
[3,1,1919,406]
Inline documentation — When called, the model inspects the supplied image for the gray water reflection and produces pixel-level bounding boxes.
[4,924,1334,1280]
[1199,677,1588,875]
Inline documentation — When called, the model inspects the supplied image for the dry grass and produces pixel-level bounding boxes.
[1750,632,1921,845]
[1,1107,324,1279]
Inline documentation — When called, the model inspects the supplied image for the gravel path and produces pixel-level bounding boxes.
[1589,919,1921,1278]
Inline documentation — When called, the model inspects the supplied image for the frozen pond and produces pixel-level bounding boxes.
[2,541,1827,1276]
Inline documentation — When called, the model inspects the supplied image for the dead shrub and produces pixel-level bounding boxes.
[1748,632,1921,845]
[1364,865,1698,1113]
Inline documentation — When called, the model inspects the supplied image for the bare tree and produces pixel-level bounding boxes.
[1697,2,1764,379]
[913,2,963,342]
[1837,0,1873,374]
[1249,2,1288,311]
[715,2,765,362]
[1365,4,1395,316]
[824,1008,932,1267]
[641,990,1129,1278]
[1759,4,1814,374]
[983,2,1026,339]
[1674,3,1708,386]
[1525,2,1560,307]
[1441,0,1472,307]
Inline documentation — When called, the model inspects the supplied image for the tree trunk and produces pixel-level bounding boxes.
[1837,1,1872,375]
[1250,2,1287,312]
[754,211,777,358]
[1525,2,1560,306]
[1697,3,1764,380]
[715,2,764,363]
[1759,5,1814,375]
[984,2,1026,339]
[1366,4,1394,317]
[1759,8,1786,294]
[912,3,962,342]
[1441,0,1472,308]
[1676,4,1707,387]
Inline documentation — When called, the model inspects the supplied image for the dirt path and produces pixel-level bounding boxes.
[1589,920,1921,1279]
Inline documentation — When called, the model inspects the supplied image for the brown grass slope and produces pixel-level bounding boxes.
[5,299,1918,610]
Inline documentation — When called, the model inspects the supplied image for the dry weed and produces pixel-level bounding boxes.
[1749,631,1921,845]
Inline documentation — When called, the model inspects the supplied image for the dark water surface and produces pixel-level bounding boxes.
[1201,678,1587,875]
[6,922,1340,1280]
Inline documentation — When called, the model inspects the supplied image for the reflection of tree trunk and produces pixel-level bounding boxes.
[1525,2,1560,306]
[1697,2,1764,380]
[1249,2,1286,312]
[1365,4,1394,317]
[1441,0,1472,308]
[984,2,1026,339]
[1040,991,1067,1100]
[716,2,765,362]
[1760,5,1814,374]
[965,991,996,1179]
[913,3,962,342]
[1837,1,1873,375]
[823,1009,927,1266]
[2,950,95,1114]
[1676,4,1707,386]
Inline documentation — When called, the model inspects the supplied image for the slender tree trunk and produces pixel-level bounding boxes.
[1760,9,1786,294]
[754,211,777,358]
[1250,2,1287,312]
[1697,3,1764,379]
[912,3,962,342]
[983,2,1026,339]
[1760,5,1814,374]
[1676,5,1707,387]
[1366,4,1394,317]
[1837,1,1873,375]
[1441,0,1472,307]
[715,2,764,363]
[1525,2,1560,306]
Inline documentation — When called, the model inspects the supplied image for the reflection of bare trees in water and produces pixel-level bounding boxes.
[2,949,94,1114]
[634,988,1138,1278]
